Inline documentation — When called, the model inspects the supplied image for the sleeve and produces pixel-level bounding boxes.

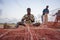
[31,15,35,22]
[21,15,26,22]
[48,9,49,13]
[43,9,46,13]
[43,9,45,15]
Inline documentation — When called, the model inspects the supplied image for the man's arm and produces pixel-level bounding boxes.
[47,9,49,13]
[21,15,26,23]
[30,15,35,22]
[53,13,57,16]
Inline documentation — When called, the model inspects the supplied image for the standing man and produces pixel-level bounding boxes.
[53,10,60,22]
[42,5,49,24]
[21,8,35,24]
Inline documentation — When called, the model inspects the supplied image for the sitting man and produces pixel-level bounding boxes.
[21,8,35,24]
[16,8,35,28]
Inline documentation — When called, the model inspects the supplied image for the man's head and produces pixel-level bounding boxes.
[27,8,31,15]
[46,5,49,9]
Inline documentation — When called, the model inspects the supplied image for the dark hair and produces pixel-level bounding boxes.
[46,5,49,8]
[27,8,31,11]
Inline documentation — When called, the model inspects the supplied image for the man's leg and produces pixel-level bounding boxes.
[53,17,58,26]
[45,14,48,23]
[41,15,43,23]
[42,15,45,24]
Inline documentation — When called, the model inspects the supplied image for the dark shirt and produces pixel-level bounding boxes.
[43,8,49,15]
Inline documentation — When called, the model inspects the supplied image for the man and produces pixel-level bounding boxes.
[53,10,60,22]
[42,5,49,24]
[21,8,35,24]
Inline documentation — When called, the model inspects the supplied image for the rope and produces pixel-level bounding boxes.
[25,24,33,40]
[0,30,13,38]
